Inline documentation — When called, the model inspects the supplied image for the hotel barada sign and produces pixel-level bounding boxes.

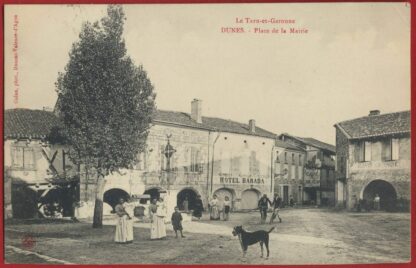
[219,176,265,184]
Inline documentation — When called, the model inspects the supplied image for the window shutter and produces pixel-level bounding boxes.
[23,148,34,169]
[364,141,372,161]
[392,138,400,160]
[381,139,392,161]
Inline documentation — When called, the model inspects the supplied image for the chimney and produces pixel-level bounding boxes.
[191,99,202,123]
[369,110,380,116]
[249,119,256,133]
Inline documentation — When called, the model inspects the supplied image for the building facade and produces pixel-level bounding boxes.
[4,109,79,219]
[334,110,411,211]
[279,134,336,206]
[5,100,278,219]
[273,140,306,206]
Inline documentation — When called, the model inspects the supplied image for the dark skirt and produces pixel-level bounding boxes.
[224,206,230,214]
[193,209,202,218]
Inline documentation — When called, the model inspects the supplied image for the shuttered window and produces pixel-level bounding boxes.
[392,138,400,160]
[11,147,34,169]
[382,139,392,161]
[364,141,372,161]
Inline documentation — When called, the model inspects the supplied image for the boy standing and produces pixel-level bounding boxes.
[171,206,185,238]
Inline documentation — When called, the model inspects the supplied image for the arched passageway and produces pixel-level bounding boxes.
[240,189,260,210]
[213,188,234,209]
[177,188,198,211]
[103,188,130,210]
[362,180,397,211]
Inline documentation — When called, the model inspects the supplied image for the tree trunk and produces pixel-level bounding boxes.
[92,176,106,228]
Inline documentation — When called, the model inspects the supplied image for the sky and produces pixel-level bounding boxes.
[4,3,410,144]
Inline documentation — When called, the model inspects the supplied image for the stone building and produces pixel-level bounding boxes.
[273,140,306,206]
[334,110,411,211]
[209,118,276,210]
[4,108,79,219]
[278,133,336,206]
[4,99,278,218]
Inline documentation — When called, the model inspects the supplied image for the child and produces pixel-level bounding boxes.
[171,206,185,238]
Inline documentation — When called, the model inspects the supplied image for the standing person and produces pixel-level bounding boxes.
[258,194,271,224]
[115,198,133,244]
[149,198,167,240]
[270,193,282,223]
[289,195,294,207]
[171,206,185,238]
[183,196,189,213]
[192,195,204,220]
[374,194,381,211]
[124,198,135,243]
[223,196,231,221]
[210,195,220,220]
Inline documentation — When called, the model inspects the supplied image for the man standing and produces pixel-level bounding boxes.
[258,194,271,224]
[270,193,282,223]
[374,194,381,211]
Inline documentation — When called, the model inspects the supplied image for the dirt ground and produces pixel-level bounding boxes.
[4,208,411,264]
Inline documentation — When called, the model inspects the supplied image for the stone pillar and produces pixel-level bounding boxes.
[4,175,12,219]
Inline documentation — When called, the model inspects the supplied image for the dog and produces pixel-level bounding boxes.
[232,225,275,259]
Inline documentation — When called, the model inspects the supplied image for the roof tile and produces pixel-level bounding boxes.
[337,111,410,139]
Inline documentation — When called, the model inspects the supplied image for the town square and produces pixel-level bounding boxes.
[3,3,411,265]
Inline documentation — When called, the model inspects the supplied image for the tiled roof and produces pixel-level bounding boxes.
[298,137,336,153]
[5,108,277,140]
[274,139,304,152]
[336,111,411,140]
[154,110,277,139]
[280,133,335,153]
[4,109,61,139]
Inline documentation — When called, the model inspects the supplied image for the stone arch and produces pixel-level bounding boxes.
[213,187,235,209]
[142,187,166,204]
[177,187,200,211]
[103,188,130,210]
[240,188,261,210]
[361,179,397,211]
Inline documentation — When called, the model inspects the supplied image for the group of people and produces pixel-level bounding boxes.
[114,196,187,244]
[208,195,231,221]
[114,192,284,244]
[258,193,283,224]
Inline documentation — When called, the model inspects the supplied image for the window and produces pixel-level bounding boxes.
[11,147,34,169]
[190,147,200,172]
[355,141,371,162]
[292,153,295,164]
[284,152,287,163]
[299,155,302,166]
[275,151,280,163]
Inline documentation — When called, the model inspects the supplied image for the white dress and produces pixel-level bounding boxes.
[123,202,135,242]
[150,201,167,239]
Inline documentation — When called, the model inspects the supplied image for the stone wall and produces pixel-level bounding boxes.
[346,136,411,210]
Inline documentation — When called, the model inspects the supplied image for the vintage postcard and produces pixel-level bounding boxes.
[3,3,411,265]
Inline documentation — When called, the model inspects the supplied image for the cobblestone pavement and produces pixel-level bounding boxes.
[5,208,410,264]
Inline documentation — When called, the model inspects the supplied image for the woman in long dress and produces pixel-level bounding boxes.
[114,198,133,244]
[149,198,167,240]
[123,198,135,242]
[210,195,220,220]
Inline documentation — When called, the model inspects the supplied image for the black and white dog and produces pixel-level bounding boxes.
[232,225,275,259]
